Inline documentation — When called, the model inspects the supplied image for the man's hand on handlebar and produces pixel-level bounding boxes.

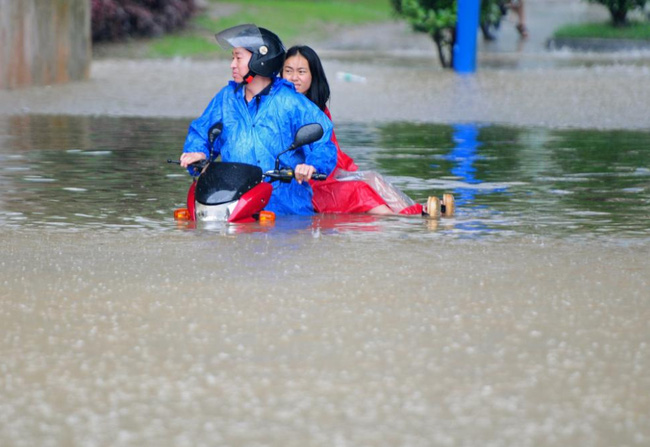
[179,152,206,168]
[294,163,316,184]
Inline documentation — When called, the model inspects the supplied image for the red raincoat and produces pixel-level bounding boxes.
[311,108,423,215]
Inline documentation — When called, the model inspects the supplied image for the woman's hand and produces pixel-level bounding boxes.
[294,163,316,184]
[180,152,206,168]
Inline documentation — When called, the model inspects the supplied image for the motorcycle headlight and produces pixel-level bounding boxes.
[195,201,236,222]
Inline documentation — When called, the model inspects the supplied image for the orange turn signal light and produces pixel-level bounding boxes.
[174,208,191,221]
[258,210,276,223]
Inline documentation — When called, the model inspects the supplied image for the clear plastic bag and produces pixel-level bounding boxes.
[335,170,415,213]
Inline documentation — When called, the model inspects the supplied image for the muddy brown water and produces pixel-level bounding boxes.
[1,114,649,446]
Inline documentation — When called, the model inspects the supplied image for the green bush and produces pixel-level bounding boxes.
[586,0,648,26]
[91,0,195,42]
[554,20,650,40]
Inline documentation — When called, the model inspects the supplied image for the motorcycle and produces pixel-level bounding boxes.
[169,123,327,224]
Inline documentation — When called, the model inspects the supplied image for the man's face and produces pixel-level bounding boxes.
[230,47,252,83]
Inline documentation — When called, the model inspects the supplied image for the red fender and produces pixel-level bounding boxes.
[187,180,197,221]
[228,182,273,223]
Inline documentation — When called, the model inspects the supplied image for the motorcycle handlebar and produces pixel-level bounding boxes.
[167,159,207,169]
[169,159,326,181]
[264,168,327,182]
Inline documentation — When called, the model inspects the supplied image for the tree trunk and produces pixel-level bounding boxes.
[609,5,629,27]
[433,28,455,69]
[0,0,91,89]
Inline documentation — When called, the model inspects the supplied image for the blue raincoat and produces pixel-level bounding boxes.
[183,77,337,215]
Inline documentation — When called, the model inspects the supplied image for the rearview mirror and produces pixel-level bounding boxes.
[208,122,223,144]
[292,123,323,149]
[273,123,325,171]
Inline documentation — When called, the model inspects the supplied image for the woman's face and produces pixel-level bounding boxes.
[282,54,312,94]
[230,47,252,83]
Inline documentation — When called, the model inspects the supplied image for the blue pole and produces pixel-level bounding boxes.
[454,0,480,73]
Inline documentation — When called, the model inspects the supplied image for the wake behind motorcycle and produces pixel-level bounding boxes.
[169,123,327,224]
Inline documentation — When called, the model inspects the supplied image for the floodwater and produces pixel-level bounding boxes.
[1,115,649,446]
[2,115,649,241]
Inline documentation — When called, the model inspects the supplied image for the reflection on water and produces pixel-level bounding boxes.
[370,121,650,243]
[1,115,649,243]
[0,115,188,231]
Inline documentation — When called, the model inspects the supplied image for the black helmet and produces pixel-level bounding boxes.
[215,24,285,80]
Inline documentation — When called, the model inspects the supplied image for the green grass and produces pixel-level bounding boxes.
[149,35,219,58]
[149,0,394,58]
[554,21,650,41]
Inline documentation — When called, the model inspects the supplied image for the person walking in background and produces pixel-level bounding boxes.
[505,0,528,38]
[483,0,528,41]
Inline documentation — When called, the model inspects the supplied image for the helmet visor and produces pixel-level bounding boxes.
[215,24,264,52]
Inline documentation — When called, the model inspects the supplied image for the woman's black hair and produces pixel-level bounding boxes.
[284,45,330,111]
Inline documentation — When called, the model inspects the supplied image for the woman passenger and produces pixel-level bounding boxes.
[282,45,424,215]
